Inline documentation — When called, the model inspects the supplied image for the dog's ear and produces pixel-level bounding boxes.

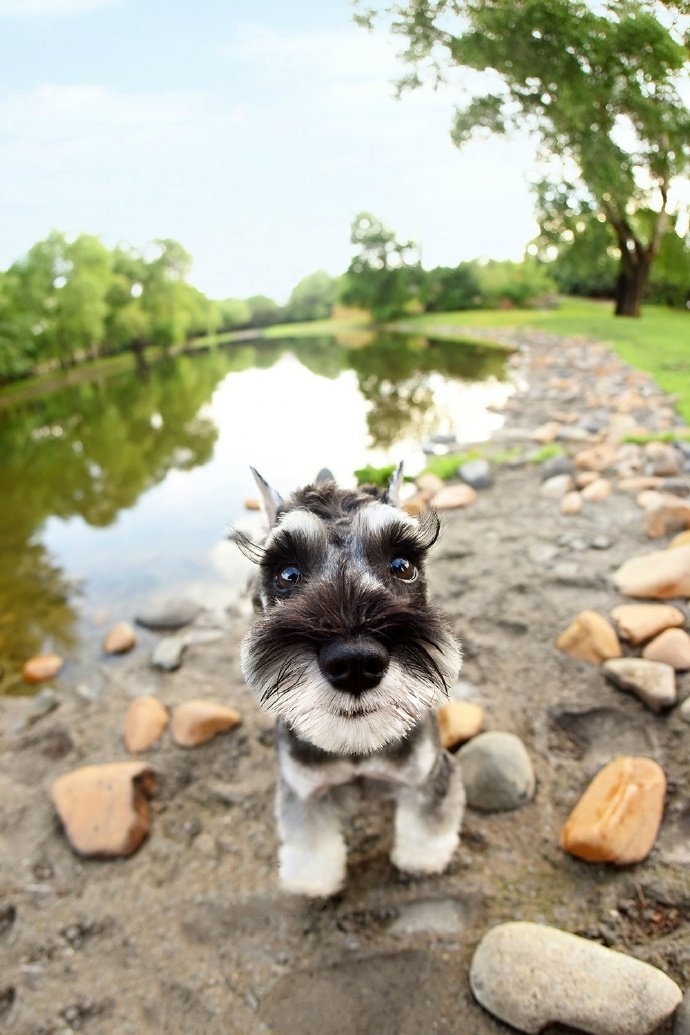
[383,460,404,508]
[250,467,283,526]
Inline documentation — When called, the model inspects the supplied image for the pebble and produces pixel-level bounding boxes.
[610,603,685,645]
[659,476,690,498]
[670,529,690,548]
[560,490,583,515]
[556,610,622,664]
[644,497,690,538]
[51,762,157,857]
[645,441,680,477]
[22,653,63,683]
[581,477,612,502]
[531,421,561,443]
[171,699,242,747]
[135,598,201,630]
[244,498,261,510]
[675,988,690,1035]
[642,628,690,670]
[124,696,170,752]
[612,544,690,598]
[415,471,445,500]
[388,897,466,936]
[103,622,137,655]
[541,456,574,481]
[431,483,477,511]
[680,697,690,724]
[151,636,187,671]
[574,443,619,472]
[602,658,676,711]
[469,921,682,1035]
[575,470,600,488]
[437,700,484,749]
[11,687,60,733]
[459,458,492,489]
[617,476,663,493]
[457,731,535,811]
[540,474,574,499]
[560,756,666,864]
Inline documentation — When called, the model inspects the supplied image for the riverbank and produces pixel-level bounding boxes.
[1,325,689,1033]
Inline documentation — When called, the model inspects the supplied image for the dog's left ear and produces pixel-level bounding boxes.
[383,460,404,508]
[250,467,283,526]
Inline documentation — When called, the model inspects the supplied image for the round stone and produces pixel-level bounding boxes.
[457,731,535,811]
[22,654,63,683]
[103,622,136,655]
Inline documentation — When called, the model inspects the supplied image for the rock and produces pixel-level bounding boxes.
[415,471,445,500]
[680,697,690,724]
[469,921,682,1035]
[574,443,619,472]
[670,529,690,548]
[431,484,477,511]
[644,497,690,538]
[401,495,427,518]
[244,498,261,510]
[560,756,666,864]
[591,534,612,550]
[636,489,665,510]
[388,898,466,936]
[171,699,242,747]
[581,477,612,502]
[11,687,60,733]
[576,470,600,488]
[675,988,690,1035]
[539,474,574,499]
[22,654,63,683]
[151,636,186,672]
[556,610,622,664]
[541,456,574,481]
[457,731,535,811]
[124,696,170,752]
[612,544,690,598]
[602,658,676,712]
[103,621,136,655]
[459,459,492,489]
[531,421,561,443]
[437,701,484,749]
[642,628,690,670]
[135,598,201,631]
[659,476,690,498]
[611,603,685,645]
[645,441,680,477]
[618,476,663,493]
[560,491,583,515]
[51,762,156,857]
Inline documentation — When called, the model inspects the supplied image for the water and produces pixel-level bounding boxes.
[0,332,513,692]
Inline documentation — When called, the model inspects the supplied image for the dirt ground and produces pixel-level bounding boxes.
[1,330,689,1035]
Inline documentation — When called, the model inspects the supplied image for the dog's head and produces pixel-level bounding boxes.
[237,466,462,755]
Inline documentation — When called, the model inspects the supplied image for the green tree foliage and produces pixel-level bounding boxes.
[356,1,689,316]
[246,294,284,327]
[285,270,340,322]
[423,262,481,312]
[218,298,252,330]
[341,212,423,321]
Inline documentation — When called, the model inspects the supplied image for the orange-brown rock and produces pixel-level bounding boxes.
[644,441,680,477]
[573,443,619,472]
[560,756,665,864]
[402,495,427,518]
[51,762,156,857]
[575,471,599,489]
[610,603,684,646]
[531,421,561,444]
[103,621,136,655]
[124,696,169,752]
[560,491,583,515]
[581,478,612,502]
[431,484,477,511]
[644,497,690,539]
[555,610,622,664]
[415,472,445,501]
[617,476,663,493]
[636,489,665,510]
[244,498,261,511]
[612,544,690,599]
[172,699,242,747]
[437,701,484,750]
[22,654,63,683]
[670,529,690,549]
[642,628,690,670]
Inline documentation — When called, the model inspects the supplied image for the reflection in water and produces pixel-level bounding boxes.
[0,333,512,690]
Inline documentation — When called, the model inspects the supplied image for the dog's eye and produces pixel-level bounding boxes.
[390,557,417,582]
[276,564,301,590]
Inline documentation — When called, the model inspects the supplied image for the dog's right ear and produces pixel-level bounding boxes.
[250,467,283,526]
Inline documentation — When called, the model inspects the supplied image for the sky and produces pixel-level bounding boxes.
[0,0,540,302]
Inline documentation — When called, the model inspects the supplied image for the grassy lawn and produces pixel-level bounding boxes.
[397,297,690,422]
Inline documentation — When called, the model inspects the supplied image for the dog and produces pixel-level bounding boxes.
[237,465,465,897]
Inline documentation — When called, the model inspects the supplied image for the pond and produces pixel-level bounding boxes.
[0,331,514,694]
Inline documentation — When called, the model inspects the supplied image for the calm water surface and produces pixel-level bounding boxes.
[0,333,513,692]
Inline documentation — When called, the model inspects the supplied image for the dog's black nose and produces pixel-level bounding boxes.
[318,636,389,695]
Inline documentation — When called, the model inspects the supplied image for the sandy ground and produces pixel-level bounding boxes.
[1,329,689,1035]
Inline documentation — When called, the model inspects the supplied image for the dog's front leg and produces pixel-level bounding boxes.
[276,779,346,898]
[391,748,465,876]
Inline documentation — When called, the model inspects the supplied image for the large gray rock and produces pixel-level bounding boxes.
[470,921,682,1035]
[457,731,535,811]
[459,459,492,489]
[602,657,676,712]
[151,636,187,672]
[541,455,574,481]
[135,598,201,631]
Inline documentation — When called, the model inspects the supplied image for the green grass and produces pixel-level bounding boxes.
[530,443,566,463]
[400,297,690,421]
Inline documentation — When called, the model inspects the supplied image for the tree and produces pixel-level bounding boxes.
[356,1,689,316]
[285,270,340,322]
[341,211,423,321]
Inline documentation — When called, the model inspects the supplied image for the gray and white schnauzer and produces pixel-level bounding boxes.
[238,465,465,897]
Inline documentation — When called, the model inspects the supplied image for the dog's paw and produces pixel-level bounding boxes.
[391,830,459,876]
[278,840,346,898]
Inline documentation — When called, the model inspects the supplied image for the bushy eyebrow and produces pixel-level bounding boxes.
[360,508,441,559]
[261,510,328,568]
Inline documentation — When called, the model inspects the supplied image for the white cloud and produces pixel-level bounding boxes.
[0,0,116,14]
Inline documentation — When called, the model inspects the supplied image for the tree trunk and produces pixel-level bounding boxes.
[614,253,650,318]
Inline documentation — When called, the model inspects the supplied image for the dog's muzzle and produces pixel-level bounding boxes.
[318,635,390,696]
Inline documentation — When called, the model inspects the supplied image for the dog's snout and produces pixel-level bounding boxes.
[318,636,389,695]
